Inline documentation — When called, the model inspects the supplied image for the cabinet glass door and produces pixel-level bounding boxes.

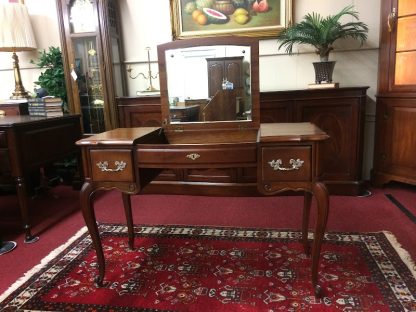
[392,0,416,88]
[73,37,105,133]
[68,0,106,134]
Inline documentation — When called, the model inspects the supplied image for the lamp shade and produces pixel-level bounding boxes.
[0,3,37,52]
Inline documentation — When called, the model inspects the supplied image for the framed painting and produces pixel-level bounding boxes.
[170,0,292,39]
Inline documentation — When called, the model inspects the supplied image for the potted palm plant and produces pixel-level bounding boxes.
[276,5,369,84]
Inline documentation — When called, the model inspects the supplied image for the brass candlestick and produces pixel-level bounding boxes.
[127,47,159,92]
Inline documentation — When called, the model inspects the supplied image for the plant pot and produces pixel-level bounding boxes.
[312,61,336,84]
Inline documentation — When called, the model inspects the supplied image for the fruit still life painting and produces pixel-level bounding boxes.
[172,0,290,38]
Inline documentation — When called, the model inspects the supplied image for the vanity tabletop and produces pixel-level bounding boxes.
[260,123,329,143]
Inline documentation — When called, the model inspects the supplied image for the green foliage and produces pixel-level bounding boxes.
[31,47,67,107]
[276,5,369,61]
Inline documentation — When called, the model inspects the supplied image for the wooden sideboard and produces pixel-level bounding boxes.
[117,86,368,195]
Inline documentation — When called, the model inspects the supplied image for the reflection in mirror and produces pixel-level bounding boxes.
[165,45,251,124]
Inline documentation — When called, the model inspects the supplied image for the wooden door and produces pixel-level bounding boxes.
[373,97,416,185]
[224,57,243,89]
[207,59,225,97]
[296,98,361,183]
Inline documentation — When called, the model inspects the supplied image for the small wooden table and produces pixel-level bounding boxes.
[77,122,330,296]
[0,115,82,242]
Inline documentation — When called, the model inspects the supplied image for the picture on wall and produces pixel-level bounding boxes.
[170,0,292,39]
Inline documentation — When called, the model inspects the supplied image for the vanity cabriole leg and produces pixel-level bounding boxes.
[311,182,329,298]
[302,191,312,256]
[80,182,105,287]
[122,192,134,249]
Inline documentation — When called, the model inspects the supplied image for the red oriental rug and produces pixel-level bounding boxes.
[1,224,415,311]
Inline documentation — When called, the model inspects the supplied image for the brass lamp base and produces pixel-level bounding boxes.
[10,52,31,100]
[11,90,31,100]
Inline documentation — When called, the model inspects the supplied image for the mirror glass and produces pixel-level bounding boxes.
[165,45,251,124]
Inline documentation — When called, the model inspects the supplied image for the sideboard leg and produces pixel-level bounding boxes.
[122,192,134,249]
[80,182,105,286]
[302,191,312,256]
[311,182,329,298]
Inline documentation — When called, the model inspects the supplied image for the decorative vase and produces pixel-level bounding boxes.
[312,61,336,84]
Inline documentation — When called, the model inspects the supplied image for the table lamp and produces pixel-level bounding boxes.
[0,3,37,99]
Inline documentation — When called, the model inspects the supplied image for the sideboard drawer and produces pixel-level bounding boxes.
[261,146,311,182]
[0,131,6,147]
[90,149,134,182]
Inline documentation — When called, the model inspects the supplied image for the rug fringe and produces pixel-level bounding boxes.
[0,226,88,302]
[383,230,416,279]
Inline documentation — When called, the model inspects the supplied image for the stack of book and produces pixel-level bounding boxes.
[28,97,64,117]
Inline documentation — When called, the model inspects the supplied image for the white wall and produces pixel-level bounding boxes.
[0,0,380,180]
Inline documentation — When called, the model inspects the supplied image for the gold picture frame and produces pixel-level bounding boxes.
[170,0,292,40]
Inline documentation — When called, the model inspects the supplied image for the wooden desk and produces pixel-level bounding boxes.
[77,123,330,296]
[0,115,82,242]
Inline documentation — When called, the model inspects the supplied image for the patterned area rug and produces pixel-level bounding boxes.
[1,224,415,311]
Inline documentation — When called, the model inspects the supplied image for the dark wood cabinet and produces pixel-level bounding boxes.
[116,86,368,195]
[206,57,244,97]
[372,0,416,186]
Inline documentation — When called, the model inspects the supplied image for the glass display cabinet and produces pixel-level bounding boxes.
[373,0,416,186]
[56,0,126,134]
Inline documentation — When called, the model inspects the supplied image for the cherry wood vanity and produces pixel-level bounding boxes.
[77,37,330,296]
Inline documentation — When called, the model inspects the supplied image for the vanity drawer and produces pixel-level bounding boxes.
[137,145,256,167]
[261,146,311,182]
[90,149,134,182]
[0,131,6,147]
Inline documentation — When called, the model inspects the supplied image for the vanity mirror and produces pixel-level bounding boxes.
[157,36,259,131]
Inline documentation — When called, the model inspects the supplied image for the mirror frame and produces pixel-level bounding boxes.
[157,36,259,132]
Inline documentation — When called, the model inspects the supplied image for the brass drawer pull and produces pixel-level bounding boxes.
[186,153,200,160]
[268,159,304,171]
[96,161,127,172]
